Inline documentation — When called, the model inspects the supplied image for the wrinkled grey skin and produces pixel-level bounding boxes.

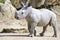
[15,3,57,37]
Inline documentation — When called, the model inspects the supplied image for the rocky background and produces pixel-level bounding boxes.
[0,0,60,33]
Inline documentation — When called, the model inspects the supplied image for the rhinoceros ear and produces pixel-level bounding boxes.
[25,0,31,7]
[24,2,31,9]
[27,2,32,7]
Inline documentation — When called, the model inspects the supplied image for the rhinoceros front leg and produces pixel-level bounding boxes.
[28,22,37,37]
[28,23,31,32]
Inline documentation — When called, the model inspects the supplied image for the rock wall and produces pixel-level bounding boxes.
[10,0,60,9]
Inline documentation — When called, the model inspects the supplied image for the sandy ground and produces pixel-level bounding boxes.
[0,16,60,40]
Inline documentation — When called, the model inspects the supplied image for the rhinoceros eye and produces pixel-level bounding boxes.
[21,12,23,14]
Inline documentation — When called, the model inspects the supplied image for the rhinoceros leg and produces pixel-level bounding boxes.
[52,25,57,37]
[40,25,48,36]
[28,23,31,32]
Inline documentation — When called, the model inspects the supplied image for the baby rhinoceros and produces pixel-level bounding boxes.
[15,2,57,37]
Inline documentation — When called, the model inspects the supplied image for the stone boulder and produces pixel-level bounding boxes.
[0,0,27,32]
